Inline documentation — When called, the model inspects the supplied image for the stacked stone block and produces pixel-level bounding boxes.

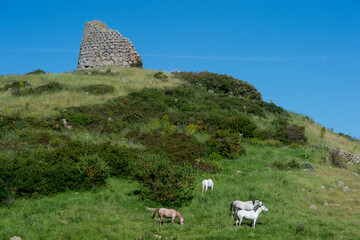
[77,21,142,70]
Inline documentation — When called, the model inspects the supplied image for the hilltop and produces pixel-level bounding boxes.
[0,67,359,239]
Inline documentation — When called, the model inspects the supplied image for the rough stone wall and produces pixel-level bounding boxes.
[77,21,142,70]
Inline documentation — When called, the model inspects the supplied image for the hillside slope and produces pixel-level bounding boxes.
[0,67,359,239]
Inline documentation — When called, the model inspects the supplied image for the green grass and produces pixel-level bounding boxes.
[1,145,360,239]
[0,67,182,118]
[290,113,360,155]
[1,67,360,239]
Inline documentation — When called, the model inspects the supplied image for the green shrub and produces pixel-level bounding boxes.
[6,82,64,96]
[81,84,115,95]
[174,71,262,100]
[130,153,195,206]
[3,81,31,91]
[302,162,316,171]
[130,60,143,68]
[219,115,257,138]
[328,149,347,169]
[24,69,46,75]
[206,130,246,159]
[320,126,326,138]
[76,154,110,186]
[34,82,64,94]
[126,131,213,172]
[273,123,307,145]
[154,71,168,81]
[70,113,93,126]
[0,141,141,200]
[272,159,300,170]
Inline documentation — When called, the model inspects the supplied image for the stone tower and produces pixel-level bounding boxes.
[77,21,142,70]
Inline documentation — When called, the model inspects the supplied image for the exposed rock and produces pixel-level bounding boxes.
[351,171,359,176]
[311,145,360,165]
[236,170,243,174]
[324,202,340,207]
[344,186,349,192]
[321,186,327,190]
[309,204,317,209]
[10,237,22,240]
[338,181,344,187]
[329,187,334,191]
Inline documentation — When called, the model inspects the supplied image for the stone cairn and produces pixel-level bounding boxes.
[77,21,142,70]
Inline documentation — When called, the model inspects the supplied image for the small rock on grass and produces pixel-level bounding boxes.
[10,237,22,240]
[321,186,327,190]
[309,204,317,209]
[344,186,349,192]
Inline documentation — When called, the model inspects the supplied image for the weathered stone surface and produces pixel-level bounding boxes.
[77,21,142,70]
[10,237,22,240]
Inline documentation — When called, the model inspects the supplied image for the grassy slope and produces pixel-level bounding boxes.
[0,68,183,118]
[1,145,359,239]
[1,68,360,239]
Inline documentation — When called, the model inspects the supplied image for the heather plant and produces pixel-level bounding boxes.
[76,154,110,186]
[81,84,115,95]
[24,69,46,75]
[301,162,316,171]
[3,81,31,91]
[126,131,212,171]
[130,153,195,206]
[70,113,93,126]
[219,115,257,138]
[153,71,168,81]
[207,130,246,159]
[272,159,300,170]
[174,71,262,100]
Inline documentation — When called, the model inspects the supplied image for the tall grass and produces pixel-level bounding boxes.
[0,68,182,119]
[290,113,360,155]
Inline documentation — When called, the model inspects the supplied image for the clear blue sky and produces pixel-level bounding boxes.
[1,0,359,138]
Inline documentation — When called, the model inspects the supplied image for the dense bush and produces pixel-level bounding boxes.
[130,60,143,68]
[0,141,142,202]
[206,130,246,159]
[174,71,262,100]
[328,149,347,169]
[24,69,46,75]
[70,113,93,126]
[273,124,307,145]
[301,162,316,171]
[6,82,64,96]
[81,84,115,95]
[219,115,257,138]
[3,81,31,91]
[154,71,168,81]
[126,131,213,171]
[76,154,110,186]
[33,82,64,94]
[130,153,195,206]
[272,159,300,170]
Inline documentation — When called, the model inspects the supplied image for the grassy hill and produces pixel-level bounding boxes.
[0,67,359,239]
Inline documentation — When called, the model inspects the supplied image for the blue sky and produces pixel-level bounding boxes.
[0,0,359,138]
